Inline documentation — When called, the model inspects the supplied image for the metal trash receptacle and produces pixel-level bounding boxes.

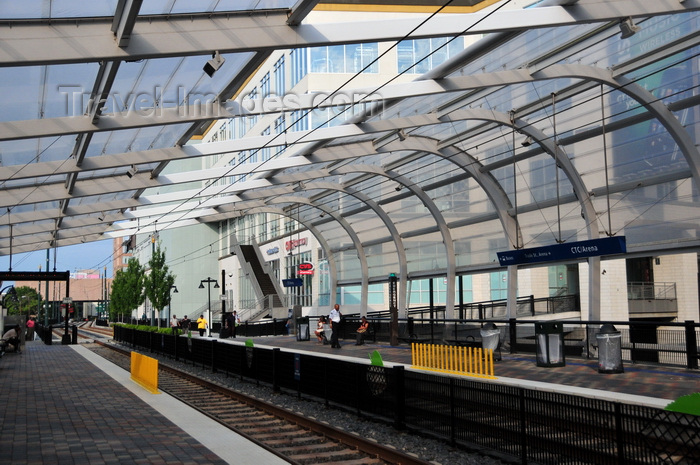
[535,321,565,367]
[597,323,624,373]
[480,322,501,361]
[296,317,310,341]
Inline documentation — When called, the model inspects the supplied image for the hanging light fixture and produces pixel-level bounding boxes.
[619,17,640,39]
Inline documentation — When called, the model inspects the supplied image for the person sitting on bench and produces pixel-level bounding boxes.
[315,316,327,343]
[1,325,21,354]
[355,316,370,346]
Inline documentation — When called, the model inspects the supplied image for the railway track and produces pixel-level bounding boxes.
[87,341,434,465]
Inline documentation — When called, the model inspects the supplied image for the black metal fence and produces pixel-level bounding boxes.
[113,326,699,464]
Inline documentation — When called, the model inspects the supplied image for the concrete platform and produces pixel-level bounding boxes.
[0,340,286,465]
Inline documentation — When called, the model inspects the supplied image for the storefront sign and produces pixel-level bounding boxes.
[266,246,279,255]
[285,237,307,251]
[497,236,626,266]
[298,262,314,275]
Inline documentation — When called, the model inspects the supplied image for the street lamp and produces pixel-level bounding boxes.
[169,285,178,322]
[198,278,219,337]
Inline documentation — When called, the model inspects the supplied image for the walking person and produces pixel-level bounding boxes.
[170,314,179,335]
[196,314,207,337]
[329,304,342,348]
[26,317,36,341]
[180,315,191,334]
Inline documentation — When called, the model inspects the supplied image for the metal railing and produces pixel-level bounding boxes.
[113,326,700,464]
[627,281,677,300]
[460,294,580,319]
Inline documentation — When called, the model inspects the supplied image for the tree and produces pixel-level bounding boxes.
[3,286,41,316]
[110,258,145,321]
[144,245,175,323]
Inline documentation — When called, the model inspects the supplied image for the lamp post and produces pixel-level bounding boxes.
[169,285,178,322]
[198,278,219,337]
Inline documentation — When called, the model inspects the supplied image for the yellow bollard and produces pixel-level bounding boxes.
[130,352,160,394]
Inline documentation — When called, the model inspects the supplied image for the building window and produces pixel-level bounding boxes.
[260,126,270,161]
[309,43,378,74]
[291,109,309,132]
[290,49,308,87]
[274,56,285,96]
[261,72,271,98]
[397,37,464,74]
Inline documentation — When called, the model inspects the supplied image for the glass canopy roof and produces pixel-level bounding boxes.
[0,0,698,290]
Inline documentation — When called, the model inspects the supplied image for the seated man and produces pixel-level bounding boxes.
[355,316,370,346]
[1,325,21,354]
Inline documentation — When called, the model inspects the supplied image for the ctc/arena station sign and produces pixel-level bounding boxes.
[497,236,626,266]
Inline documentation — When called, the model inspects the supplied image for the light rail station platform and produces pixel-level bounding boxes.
[2,334,699,464]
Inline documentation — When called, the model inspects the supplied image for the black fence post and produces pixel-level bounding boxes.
[509,318,517,354]
[71,325,77,344]
[356,363,362,417]
[393,365,405,430]
[174,333,179,362]
[324,357,329,409]
[211,340,217,373]
[272,348,280,392]
[685,320,698,369]
[519,389,527,465]
[449,377,456,447]
[615,402,624,464]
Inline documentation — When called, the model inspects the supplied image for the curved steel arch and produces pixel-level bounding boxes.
[327,164,458,320]
[442,108,600,240]
[298,181,410,317]
[238,205,340,311]
[532,64,700,185]
[265,195,370,314]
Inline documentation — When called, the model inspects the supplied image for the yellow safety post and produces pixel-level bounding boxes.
[130,352,160,394]
[411,343,496,379]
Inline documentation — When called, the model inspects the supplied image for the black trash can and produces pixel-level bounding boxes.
[296,317,310,341]
[535,321,565,367]
[596,324,624,373]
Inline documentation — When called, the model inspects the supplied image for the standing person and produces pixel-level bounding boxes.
[232,311,240,338]
[196,314,207,337]
[329,304,342,349]
[225,311,239,339]
[26,317,36,341]
[180,315,190,334]
[170,315,179,335]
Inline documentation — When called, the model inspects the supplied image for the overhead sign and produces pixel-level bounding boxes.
[0,270,70,282]
[497,236,626,266]
[282,278,304,287]
[298,262,314,276]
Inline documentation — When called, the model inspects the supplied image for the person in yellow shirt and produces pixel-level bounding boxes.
[196,314,208,337]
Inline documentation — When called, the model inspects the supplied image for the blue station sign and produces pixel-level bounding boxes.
[282,278,304,287]
[497,236,626,266]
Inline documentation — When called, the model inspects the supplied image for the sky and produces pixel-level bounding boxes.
[0,239,114,284]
